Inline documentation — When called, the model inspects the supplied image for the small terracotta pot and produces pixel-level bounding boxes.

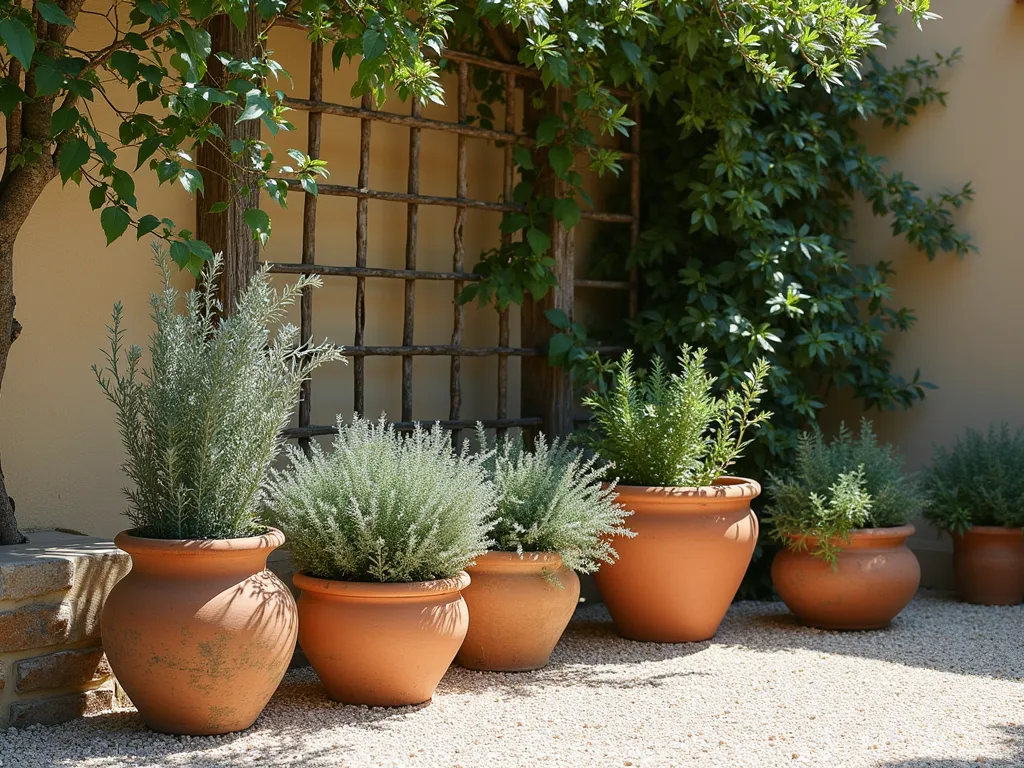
[771,525,920,630]
[592,477,760,643]
[953,526,1024,606]
[457,552,579,672]
[293,571,469,706]
[102,528,297,735]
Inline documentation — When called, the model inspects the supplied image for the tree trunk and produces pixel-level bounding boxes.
[197,9,261,315]
[0,241,26,545]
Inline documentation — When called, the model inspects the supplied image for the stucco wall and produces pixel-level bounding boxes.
[838,0,1024,571]
[0,26,521,537]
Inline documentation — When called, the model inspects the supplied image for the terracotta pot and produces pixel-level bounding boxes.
[953,526,1024,606]
[771,525,920,630]
[102,528,297,735]
[592,477,760,642]
[457,552,579,672]
[293,571,469,706]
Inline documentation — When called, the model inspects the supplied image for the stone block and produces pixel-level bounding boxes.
[0,603,72,653]
[7,688,114,729]
[0,557,74,602]
[15,647,111,693]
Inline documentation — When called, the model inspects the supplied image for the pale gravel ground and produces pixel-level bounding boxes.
[1,591,1021,768]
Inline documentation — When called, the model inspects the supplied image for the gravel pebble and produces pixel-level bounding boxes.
[1,591,1021,767]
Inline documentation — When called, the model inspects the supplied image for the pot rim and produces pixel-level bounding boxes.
[114,527,285,555]
[467,551,564,572]
[293,569,470,598]
[607,476,761,500]
[785,523,916,548]
[956,525,1024,537]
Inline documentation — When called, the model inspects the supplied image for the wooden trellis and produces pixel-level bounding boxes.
[266,32,640,442]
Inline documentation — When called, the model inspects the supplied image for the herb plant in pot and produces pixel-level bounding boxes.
[456,430,632,672]
[268,416,493,706]
[582,347,771,643]
[923,425,1024,606]
[94,251,342,735]
[768,421,923,630]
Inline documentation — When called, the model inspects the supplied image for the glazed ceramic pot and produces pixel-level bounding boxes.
[293,571,469,706]
[592,477,760,643]
[953,526,1024,606]
[457,552,580,672]
[771,525,920,630]
[102,528,297,735]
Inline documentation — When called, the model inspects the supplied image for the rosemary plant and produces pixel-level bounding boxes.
[94,247,343,540]
[267,416,494,583]
[581,347,771,487]
[477,427,633,574]
[923,424,1024,534]
[768,421,924,565]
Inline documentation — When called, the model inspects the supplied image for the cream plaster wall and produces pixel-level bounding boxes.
[0,25,525,537]
[836,1,1024,568]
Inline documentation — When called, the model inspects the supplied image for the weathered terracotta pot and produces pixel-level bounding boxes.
[293,571,469,706]
[102,528,296,735]
[457,552,580,672]
[592,477,760,642]
[953,526,1024,606]
[771,525,920,630]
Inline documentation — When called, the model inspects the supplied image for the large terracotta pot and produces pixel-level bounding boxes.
[592,477,760,643]
[293,571,469,706]
[771,525,920,630]
[953,526,1024,606]
[457,552,579,672]
[102,528,297,735]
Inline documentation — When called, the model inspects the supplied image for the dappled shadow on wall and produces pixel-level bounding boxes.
[717,592,1024,681]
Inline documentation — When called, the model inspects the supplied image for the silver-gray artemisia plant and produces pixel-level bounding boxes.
[267,415,495,583]
[94,246,344,540]
[477,426,633,573]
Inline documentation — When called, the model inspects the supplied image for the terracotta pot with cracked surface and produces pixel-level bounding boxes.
[592,477,760,643]
[771,524,920,630]
[102,528,296,735]
[953,526,1024,606]
[294,570,469,706]
[457,552,579,672]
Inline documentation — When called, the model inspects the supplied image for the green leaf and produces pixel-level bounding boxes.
[169,240,190,268]
[300,177,318,196]
[0,19,35,69]
[548,332,574,362]
[208,201,229,214]
[100,206,131,245]
[37,2,75,26]
[50,104,78,136]
[548,144,574,179]
[110,51,140,82]
[621,40,642,68]
[237,90,272,122]
[136,0,169,22]
[362,28,386,62]
[135,136,162,170]
[527,228,551,255]
[536,115,560,146]
[136,214,161,239]
[179,168,204,197]
[0,79,25,117]
[89,184,107,211]
[243,208,271,245]
[112,169,137,208]
[257,0,287,19]
[58,138,90,184]
[512,146,534,170]
[553,197,580,229]
[187,238,214,262]
[544,308,571,330]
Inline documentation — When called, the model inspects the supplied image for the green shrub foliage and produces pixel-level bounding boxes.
[94,248,343,540]
[768,421,923,564]
[589,21,972,473]
[582,347,771,487]
[923,424,1024,533]
[478,428,633,574]
[268,416,494,583]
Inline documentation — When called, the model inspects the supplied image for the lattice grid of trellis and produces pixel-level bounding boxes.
[269,33,640,443]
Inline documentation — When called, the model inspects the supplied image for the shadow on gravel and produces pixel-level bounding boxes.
[716,593,1024,680]
[877,724,1023,767]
